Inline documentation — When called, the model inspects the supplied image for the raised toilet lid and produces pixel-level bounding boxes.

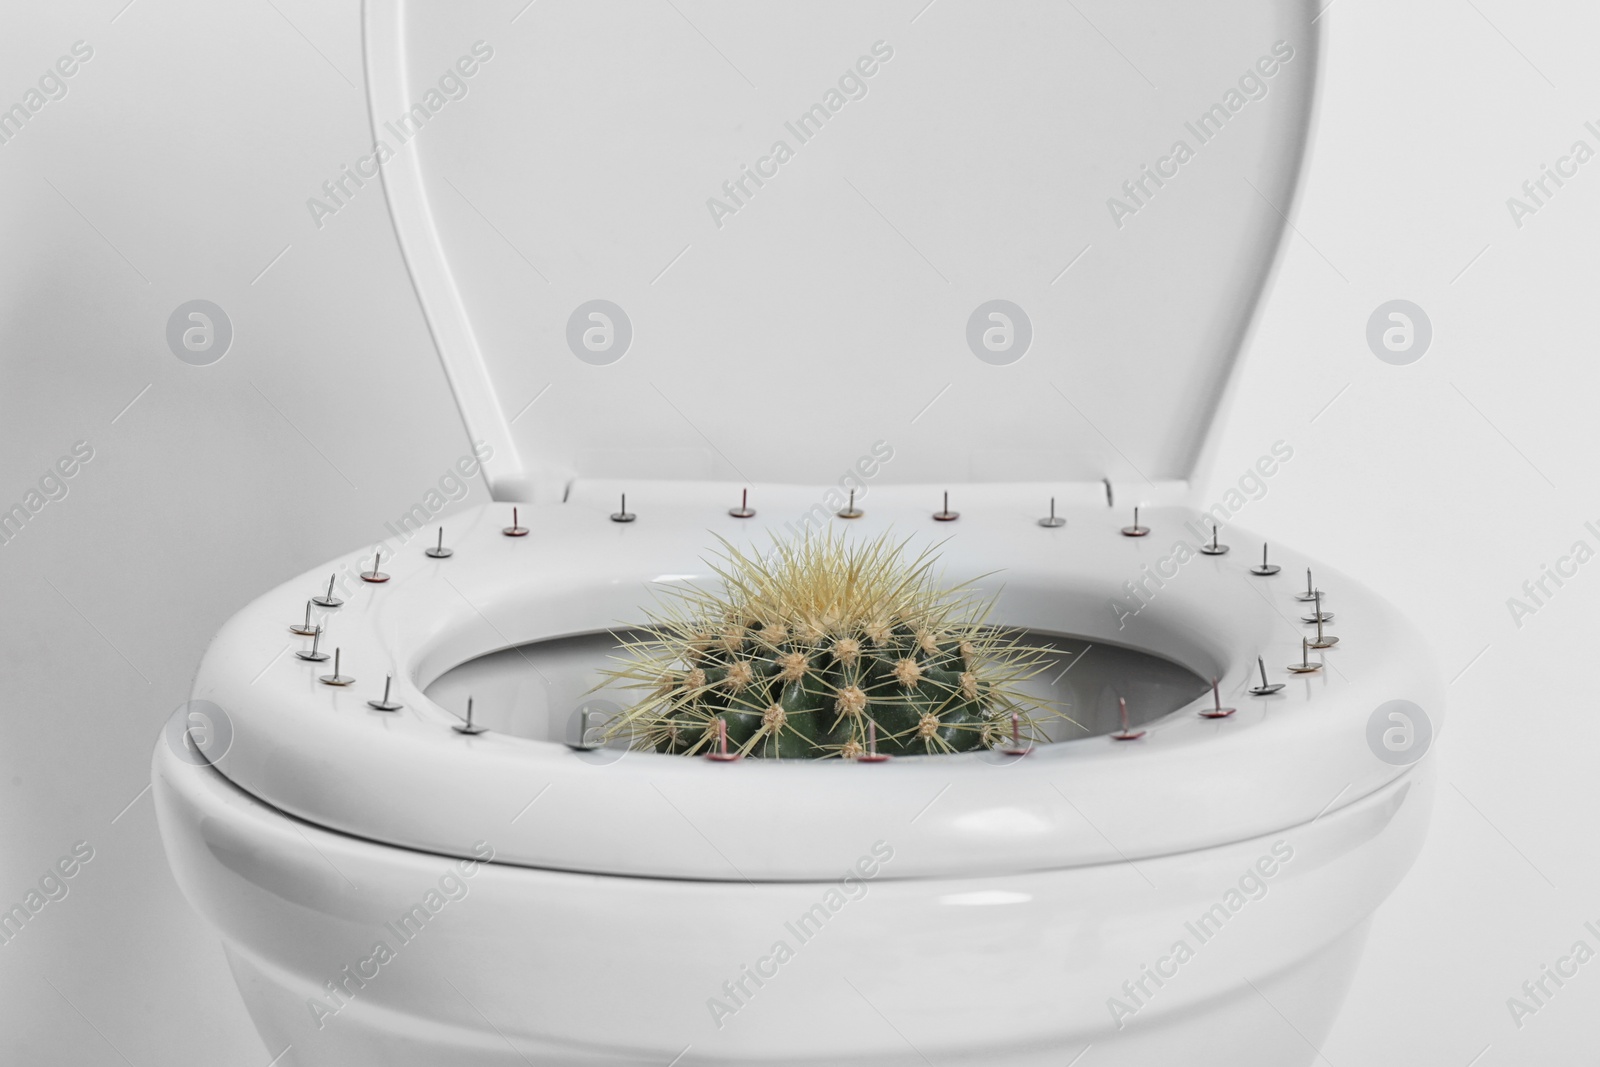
[366,0,1320,500]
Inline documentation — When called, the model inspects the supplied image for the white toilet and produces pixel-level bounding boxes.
[154,3,1441,1064]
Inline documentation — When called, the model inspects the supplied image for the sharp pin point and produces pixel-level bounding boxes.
[1287,637,1321,673]
[706,716,741,760]
[367,674,403,711]
[425,527,453,558]
[728,488,756,519]
[453,696,487,734]
[932,490,959,522]
[1199,523,1229,555]
[1301,589,1335,625]
[859,717,890,762]
[312,574,343,608]
[611,492,636,523]
[1002,709,1033,755]
[1038,496,1066,528]
[837,488,863,519]
[1250,655,1285,695]
[291,599,319,635]
[1294,568,1319,601]
[1200,676,1236,718]
[320,647,355,686]
[361,550,390,583]
[1251,543,1281,576]
[1112,695,1146,740]
[295,626,330,662]
[1121,506,1149,537]
[503,507,529,536]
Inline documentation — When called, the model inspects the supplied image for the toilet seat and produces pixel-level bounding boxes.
[194,480,1439,882]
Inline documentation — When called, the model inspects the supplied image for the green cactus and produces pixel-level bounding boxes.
[601,531,1065,759]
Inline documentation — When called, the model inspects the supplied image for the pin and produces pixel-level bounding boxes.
[728,489,755,519]
[1251,543,1281,576]
[932,491,959,522]
[1038,497,1065,528]
[319,647,355,686]
[1120,506,1148,537]
[1001,710,1033,755]
[858,719,890,762]
[295,627,330,662]
[1301,590,1334,625]
[311,574,343,608]
[566,707,601,750]
[1102,477,1114,508]
[1111,696,1145,740]
[452,697,487,735]
[425,527,453,559]
[367,675,403,711]
[610,493,636,523]
[705,717,741,760]
[1199,677,1236,718]
[1293,568,1319,602]
[1307,592,1339,648]
[361,550,390,583]
[502,507,528,536]
[290,600,319,636]
[1286,638,1321,674]
[1249,656,1285,695]
[1199,525,1229,556]
[836,489,863,519]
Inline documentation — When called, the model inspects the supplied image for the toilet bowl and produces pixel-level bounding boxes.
[154,2,1442,1063]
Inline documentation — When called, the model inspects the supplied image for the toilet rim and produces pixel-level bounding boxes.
[179,483,1440,882]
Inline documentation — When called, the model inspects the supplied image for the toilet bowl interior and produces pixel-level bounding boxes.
[422,626,1209,750]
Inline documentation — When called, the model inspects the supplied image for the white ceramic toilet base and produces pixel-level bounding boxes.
[156,724,1431,1067]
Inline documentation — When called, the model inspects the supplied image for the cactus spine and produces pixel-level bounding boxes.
[602,532,1062,758]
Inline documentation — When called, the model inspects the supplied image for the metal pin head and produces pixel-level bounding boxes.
[311,574,344,608]
[425,527,453,559]
[611,493,636,523]
[1301,590,1334,625]
[1120,506,1149,537]
[319,647,355,686]
[367,675,403,712]
[1294,568,1318,602]
[837,489,863,519]
[1251,543,1281,576]
[295,626,330,662]
[1111,696,1146,741]
[932,491,959,522]
[1286,637,1321,673]
[290,599,319,636]
[361,550,390,583]
[453,696,487,735]
[1249,655,1285,695]
[503,507,529,537]
[858,718,891,762]
[1199,524,1229,555]
[728,489,756,519]
[705,717,742,760]
[1199,676,1236,718]
[1038,496,1065,528]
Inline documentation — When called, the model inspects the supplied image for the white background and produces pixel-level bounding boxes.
[1,1,1596,1064]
